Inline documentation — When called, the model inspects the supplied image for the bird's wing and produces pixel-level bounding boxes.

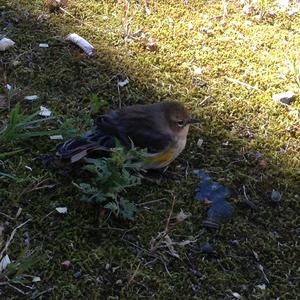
[96,109,173,153]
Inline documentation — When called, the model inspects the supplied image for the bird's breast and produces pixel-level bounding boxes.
[142,126,189,169]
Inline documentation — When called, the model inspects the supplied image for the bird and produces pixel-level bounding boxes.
[56,101,199,170]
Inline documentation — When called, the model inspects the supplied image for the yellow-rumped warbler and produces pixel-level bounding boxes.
[56,101,199,169]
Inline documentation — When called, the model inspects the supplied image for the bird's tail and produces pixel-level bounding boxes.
[56,129,115,163]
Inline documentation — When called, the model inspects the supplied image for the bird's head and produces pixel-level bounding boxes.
[163,101,200,133]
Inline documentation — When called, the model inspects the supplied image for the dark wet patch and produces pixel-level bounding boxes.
[195,169,234,228]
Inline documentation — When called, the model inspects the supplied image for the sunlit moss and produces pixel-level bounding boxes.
[0,0,299,298]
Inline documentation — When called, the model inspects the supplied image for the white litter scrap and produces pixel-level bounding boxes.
[66,33,96,56]
[39,106,52,117]
[231,292,241,299]
[6,84,12,90]
[117,78,129,87]
[197,138,204,148]
[39,43,49,48]
[56,207,68,214]
[50,135,63,140]
[193,66,202,75]
[32,276,41,283]
[0,255,11,273]
[0,37,15,51]
[24,95,38,101]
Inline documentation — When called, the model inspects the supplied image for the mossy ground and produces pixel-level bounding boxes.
[0,0,299,299]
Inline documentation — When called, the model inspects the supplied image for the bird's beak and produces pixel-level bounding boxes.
[187,118,200,124]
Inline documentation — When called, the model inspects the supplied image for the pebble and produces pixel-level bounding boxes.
[73,271,81,279]
[201,242,214,253]
[272,91,295,105]
[271,190,282,203]
[61,260,71,270]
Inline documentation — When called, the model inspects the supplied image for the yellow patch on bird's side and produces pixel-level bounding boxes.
[144,148,175,163]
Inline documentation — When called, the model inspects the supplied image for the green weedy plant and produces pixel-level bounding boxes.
[0,102,76,142]
[89,93,108,115]
[77,141,146,220]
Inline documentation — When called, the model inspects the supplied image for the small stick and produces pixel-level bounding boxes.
[59,7,76,19]
[150,194,176,252]
[242,185,257,209]
[222,0,228,18]
[0,212,15,220]
[127,262,141,286]
[7,283,27,295]
[136,198,167,207]
[225,76,260,90]
[31,287,54,299]
[0,219,31,258]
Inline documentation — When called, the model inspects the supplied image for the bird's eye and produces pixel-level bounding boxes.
[177,120,184,128]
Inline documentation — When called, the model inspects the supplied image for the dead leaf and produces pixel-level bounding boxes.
[164,234,180,258]
[176,209,191,223]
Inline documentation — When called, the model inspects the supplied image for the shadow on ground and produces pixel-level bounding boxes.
[0,1,299,298]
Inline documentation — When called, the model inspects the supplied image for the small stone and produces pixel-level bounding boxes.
[23,231,30,246]
[201,27,213,35]
[116,279,122,285]
[271,190,282,203]
[272,91,295,105]
[230,239,239,246]
[61,260,71,270]
[73,271,81,279]
[191,269,203,278]
[145,37,158,51]
[197,80,207,87]
[201,242,214,253]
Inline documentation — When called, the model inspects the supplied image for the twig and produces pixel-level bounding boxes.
[164,194,176,233]
[127,262,141,286]
[242,185,257,209]
[0,212,15,220]
[222,0,228,18]
[31,287,54,299]
[59,7,77,20]
[225,76,260,90]
[136,198,167,207]
[41,210,55,221]
[0,219,31,258]
[150,194,176,252]
[7,283,28,295]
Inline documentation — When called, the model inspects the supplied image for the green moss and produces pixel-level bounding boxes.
[0,0,299,298]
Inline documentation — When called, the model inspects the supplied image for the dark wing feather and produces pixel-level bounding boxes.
[96,106,173,153]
